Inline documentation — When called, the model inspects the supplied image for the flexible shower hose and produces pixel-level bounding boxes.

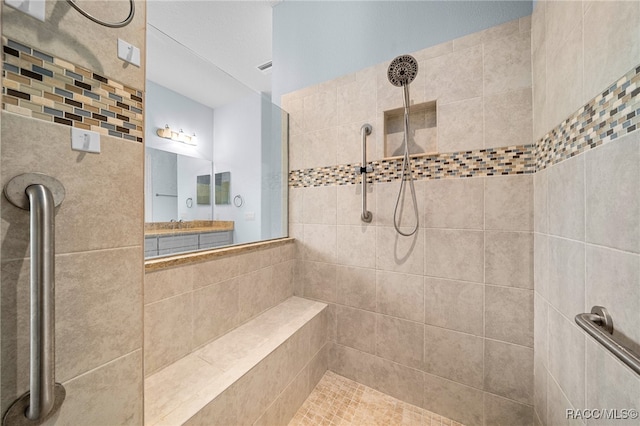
[393,84,420,237]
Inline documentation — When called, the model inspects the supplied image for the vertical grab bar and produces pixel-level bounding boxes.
[359,124,373,223]
[3,173,66,425]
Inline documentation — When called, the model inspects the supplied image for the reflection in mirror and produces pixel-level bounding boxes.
[197,175,211,205]
[145,7,288,259]
[215,172,231,205]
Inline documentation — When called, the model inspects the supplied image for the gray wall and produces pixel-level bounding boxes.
[272,0,532,103]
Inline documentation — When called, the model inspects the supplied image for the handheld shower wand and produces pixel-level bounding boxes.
[387,55,420,237]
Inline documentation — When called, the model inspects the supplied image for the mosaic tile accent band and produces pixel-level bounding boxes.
[2,38,144,143]
[535,64,639,171]
[289,63,639,188]
[289,145,534,188]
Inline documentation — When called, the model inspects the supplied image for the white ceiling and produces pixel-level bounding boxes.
[146,1,279,109]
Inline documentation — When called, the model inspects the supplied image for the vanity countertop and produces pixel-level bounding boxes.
[145,221,234,237]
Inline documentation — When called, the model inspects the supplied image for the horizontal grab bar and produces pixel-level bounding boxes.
[155,193,178,197]
[575,306,640,375]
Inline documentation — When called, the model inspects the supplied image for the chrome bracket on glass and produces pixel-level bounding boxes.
[3,173,66,426]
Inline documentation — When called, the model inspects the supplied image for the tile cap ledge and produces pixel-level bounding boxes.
[144,237,295,272]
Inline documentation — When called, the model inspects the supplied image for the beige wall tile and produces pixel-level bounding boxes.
[548,154,585,240]
[1,247,143,406]
[308,343,330,391]
[235,343,289,425]
[145,265,194,305]
[484,340,534,405]
[192,279,240,348]
[545,0,582,58]
[586,339,640,426]
[301,224,337,263]
[585,132,640,253]
[484,393,534,426]
[423,325,484,389]
[237,268,276,324]
[376,315,424,370]
[484,88,532,147]
[423,373,484,426]
[273,260,295,304]
[485,174,533,232]
[534,294,549,370]
[423,176,484,230]
[376,226,425,275]
[376,270,424,322]
[437,97,484,153]
[304,88,337,132]
[548,237,585,320]
[289,187,304,223]
[289,132,304,171]
[484,32,532,95]
[336,120,377,166]
[534,167,549,234]
[254,366,309,426]
[545,24,583,130]
[546,369,581,426]
[532,33,548,141]
[303,127,338,169]
[424,45,483,105]
[534,233,550,300]
[54,350,142,426]
[337,184,377,226]
[336,225,376,268]
[144,292,193,376]
[548,308,585,410]
[303,185,337,225]
[1,113,143,258]
[410,41,453,62]
[424,277,484,336]
[336,305,376,354]
[485,285,534,348]
[424,229,484,283]
[485,231,534,289]
[336,266,376,311]
[375,180,425,229]
[300,260,337,303]
[533,358,548,426]
[337,68,377,126]
[585,245,640,346]
[369,353,425,408]
[309,309,329,358]
[453,18,520,51]
[583,1,640,103]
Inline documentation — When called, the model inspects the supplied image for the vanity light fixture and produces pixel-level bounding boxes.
[156,124,197,146]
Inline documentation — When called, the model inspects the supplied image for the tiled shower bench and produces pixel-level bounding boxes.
[144,297,329,426]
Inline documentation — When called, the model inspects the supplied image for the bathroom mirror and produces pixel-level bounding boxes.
[144,3,288,259]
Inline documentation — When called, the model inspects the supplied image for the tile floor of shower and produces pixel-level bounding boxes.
[289,371,463,426]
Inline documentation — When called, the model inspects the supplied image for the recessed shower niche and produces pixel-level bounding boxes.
[383,100,437,158]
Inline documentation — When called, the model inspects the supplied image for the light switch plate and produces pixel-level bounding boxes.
[117,38,141,67]
[71,128,101,153]
[4,0,45,21]
[244,212,255,221]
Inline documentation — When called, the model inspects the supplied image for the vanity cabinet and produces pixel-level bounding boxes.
[145,230,233,257]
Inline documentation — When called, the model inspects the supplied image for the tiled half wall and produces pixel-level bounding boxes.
[2,38,144,143]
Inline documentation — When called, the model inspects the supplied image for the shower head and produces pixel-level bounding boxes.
[387,55,418,87]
